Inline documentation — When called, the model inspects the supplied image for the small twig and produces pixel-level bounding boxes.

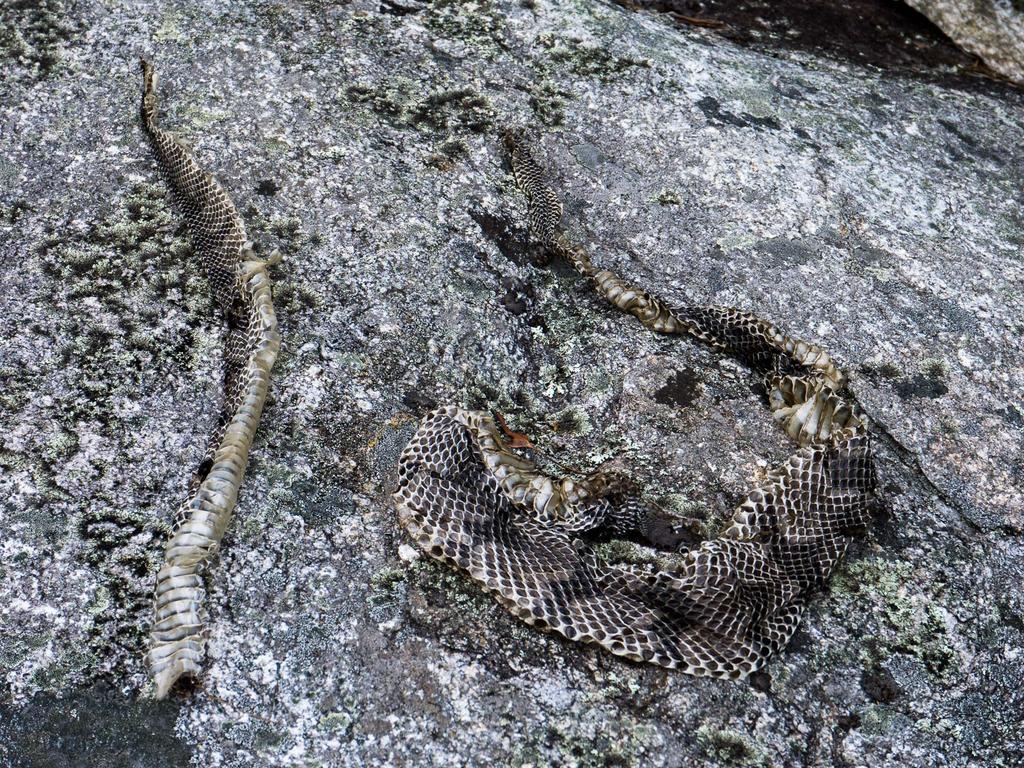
[669,12,725,29]
[493,411,535,449]
[964,55,1018,86]
[616,1,725,30]
[493,411,592,475]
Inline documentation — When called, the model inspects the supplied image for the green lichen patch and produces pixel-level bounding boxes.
[652,493,724,541]
[33,183,212,426]
[548,404,593,436]
[402,558,545,661]
[235,209,322,321]
[655,189,682,206]
[528,78,570,127]
[265,472,356,530]
[592,534,701,576]
[367,565,408,622]
[834,559,961,677]
[411,88,493,132]
[268,272,318,316]
[524,30,649,127]
[510,711,656,768]
[919,357,950,379]
[3,199,32,224]
[317,708,355,736]
[76,505,169,676]
[0,0,79,80]
[346,79,494,134]
[423,0,509,55]
[860,359,902,379]
[0,631,50,693]
[409,558,493,614]
[535,33,650,82]
[6,425,82,513]
[0,443,72,517]
[426,136,471,170]
[695,724,767,766]
[152,7,185,43]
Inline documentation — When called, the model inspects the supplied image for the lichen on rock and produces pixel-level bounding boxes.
[1,0,1022,766]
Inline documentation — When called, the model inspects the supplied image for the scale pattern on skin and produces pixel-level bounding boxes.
[393,129,876,678]
[140,60,280,698]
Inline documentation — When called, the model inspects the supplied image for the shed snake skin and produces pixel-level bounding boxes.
[139,60,280,698]
[393,129,876,678]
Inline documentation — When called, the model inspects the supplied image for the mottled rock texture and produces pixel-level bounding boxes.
[906,0,1024,83]
[1,1,1022,767]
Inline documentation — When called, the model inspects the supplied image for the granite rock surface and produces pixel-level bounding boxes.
[1,1,1022,766]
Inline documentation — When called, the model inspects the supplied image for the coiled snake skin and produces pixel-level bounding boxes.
[393,129,876,678]
[139,61,280,698]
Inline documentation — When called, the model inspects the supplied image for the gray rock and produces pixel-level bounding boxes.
[1,0,1022,766]
[905,0,1024,83]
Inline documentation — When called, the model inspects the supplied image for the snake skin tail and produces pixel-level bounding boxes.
[140,58,157,127]
[140,61,280,698]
